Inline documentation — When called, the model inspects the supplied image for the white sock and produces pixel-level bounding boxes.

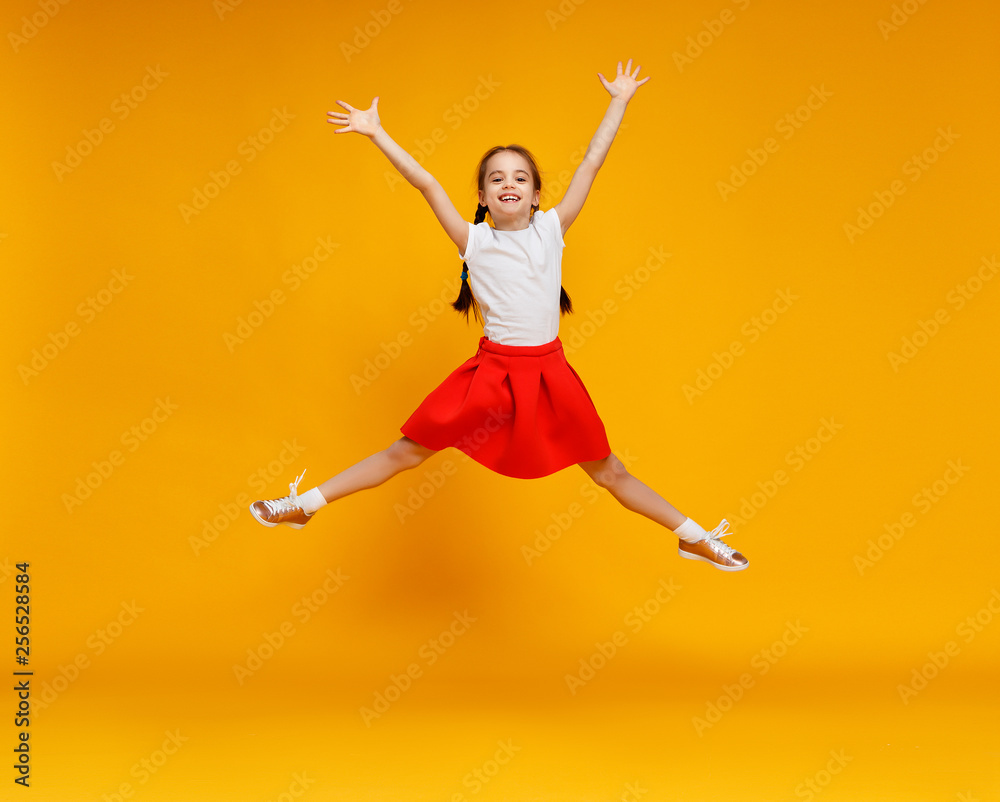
[298,487,327,515]
[674,517,707,543]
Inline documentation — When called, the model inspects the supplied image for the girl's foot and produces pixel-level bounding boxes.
[249,470,314,529]
[677,519,748,571]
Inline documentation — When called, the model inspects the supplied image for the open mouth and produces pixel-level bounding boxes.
[500,195,519,204]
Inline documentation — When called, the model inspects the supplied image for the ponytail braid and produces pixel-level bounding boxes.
[559,285,573,315]
[452,203,488,324]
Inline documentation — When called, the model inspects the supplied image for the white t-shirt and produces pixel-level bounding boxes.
[457,207,564,346]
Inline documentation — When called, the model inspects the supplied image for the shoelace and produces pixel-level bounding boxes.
[702,519,736,558]
[260,469,307,516]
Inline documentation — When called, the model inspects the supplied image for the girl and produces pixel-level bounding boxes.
[250,59,748,571]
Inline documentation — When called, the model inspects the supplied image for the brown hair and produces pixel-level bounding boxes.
[453,144,573,323]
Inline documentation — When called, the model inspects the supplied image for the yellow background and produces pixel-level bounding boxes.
[3,0,998,798]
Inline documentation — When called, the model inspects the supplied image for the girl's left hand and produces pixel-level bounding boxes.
[597,58,651,102]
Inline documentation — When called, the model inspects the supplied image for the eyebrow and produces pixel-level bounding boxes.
[488,169,529,177]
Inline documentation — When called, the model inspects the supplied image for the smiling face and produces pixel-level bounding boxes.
[478,150,541,229]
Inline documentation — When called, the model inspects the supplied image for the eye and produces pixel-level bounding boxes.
[517,177,526,182]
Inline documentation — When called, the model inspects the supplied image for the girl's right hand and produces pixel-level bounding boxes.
[327,96,382,138]
[597,59,650,104]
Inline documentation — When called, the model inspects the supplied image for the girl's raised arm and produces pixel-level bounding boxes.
[328,96,469,255]
[553,59,650,238]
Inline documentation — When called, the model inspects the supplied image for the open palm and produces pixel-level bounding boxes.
[597,59,651,102]
[327,96,382,137]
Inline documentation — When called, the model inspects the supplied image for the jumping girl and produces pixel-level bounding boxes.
[250,59,748,571]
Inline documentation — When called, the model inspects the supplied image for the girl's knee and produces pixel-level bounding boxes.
[587,454,629,489]
[387,437,435,469]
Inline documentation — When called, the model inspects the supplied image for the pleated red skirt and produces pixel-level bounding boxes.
[400,336,612,479]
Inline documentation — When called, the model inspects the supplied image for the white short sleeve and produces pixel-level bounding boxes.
[547,206,565,249]
[458,221,479,262]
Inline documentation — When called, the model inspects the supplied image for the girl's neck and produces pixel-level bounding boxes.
[492,213,534,232]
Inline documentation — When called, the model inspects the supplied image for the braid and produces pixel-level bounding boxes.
[559,285,573,315]
[452,203,487,324]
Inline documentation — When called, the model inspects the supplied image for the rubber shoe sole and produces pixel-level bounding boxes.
[677,546,749,572]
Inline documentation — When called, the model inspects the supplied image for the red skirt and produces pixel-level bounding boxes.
[400,336,612,479]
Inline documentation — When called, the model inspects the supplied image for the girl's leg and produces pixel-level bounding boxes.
[316,436,438,502]
[578,454,686,530]
[249,437,439,528]
[578,453,748,570]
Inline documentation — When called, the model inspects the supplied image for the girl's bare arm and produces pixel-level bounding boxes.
[553,59,651,238]
[328,96,469,254]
